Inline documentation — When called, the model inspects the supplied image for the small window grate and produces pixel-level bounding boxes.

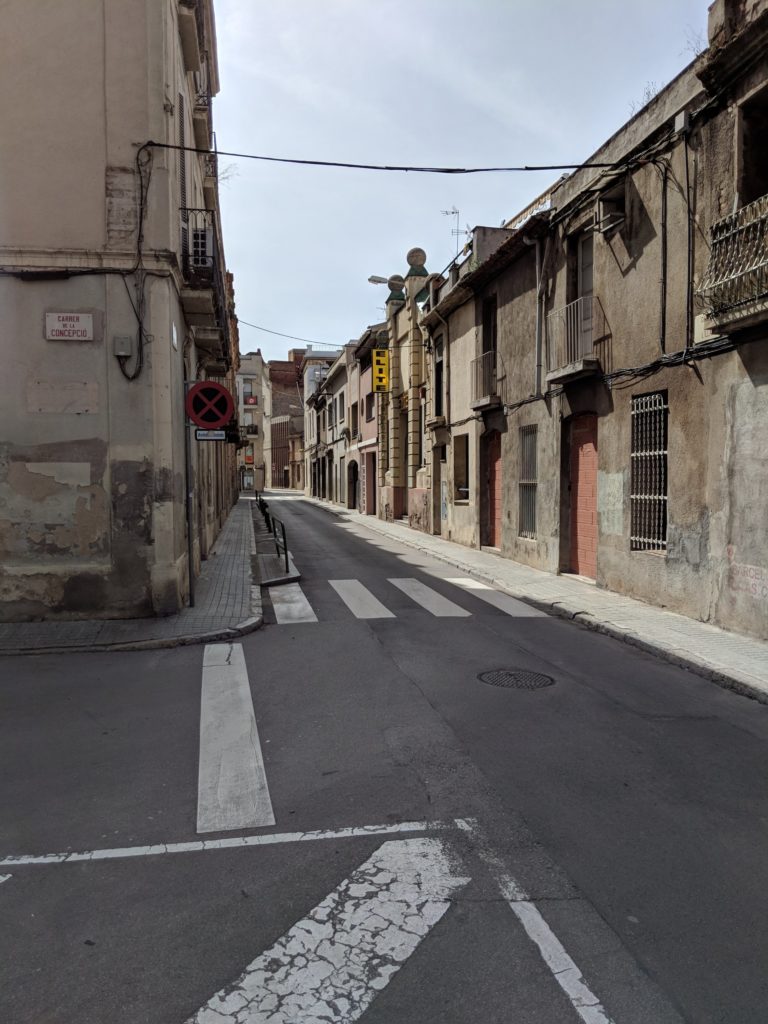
[630,391,668,551]
[519,424,538,539]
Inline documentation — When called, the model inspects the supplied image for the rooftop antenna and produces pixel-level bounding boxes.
[441,206,461,256]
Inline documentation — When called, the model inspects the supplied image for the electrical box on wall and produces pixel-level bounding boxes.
[113,335,134,358]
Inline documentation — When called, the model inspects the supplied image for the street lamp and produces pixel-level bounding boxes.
[367,275,388,284]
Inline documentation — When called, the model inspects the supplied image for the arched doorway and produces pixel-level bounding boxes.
[347,460,359,510]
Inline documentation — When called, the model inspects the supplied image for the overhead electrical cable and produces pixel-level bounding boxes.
[237,319,343,348]
[145,141,617,174]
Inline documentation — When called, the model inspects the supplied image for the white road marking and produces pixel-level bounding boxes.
[0,874,11,884]
[445,577,547,617]
[269,583,318,623]
[0,819,456,866]
[186,837,470,1023]
[388,578,471,617]
[456,819,615,1024]
[197,643,275,834]
[329,580,395,619]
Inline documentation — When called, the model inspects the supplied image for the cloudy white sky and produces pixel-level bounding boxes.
[213,0,709,362]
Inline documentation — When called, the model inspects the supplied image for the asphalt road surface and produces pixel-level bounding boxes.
[1,494,767,1023]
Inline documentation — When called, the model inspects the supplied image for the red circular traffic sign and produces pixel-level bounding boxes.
[185,381,234,428]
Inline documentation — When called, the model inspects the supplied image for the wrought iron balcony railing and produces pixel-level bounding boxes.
[697,192,768,316]
[470,350,498,404]
[546,294,612,379]
[547,295,595,370]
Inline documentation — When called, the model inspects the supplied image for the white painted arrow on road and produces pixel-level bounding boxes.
[186,837,470,1023]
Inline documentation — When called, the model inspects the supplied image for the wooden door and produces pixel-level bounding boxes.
[486,431,502,548]
[569,415,598,578]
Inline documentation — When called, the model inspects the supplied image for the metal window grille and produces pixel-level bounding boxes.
[630,392,668,551]
[518,425,537,539]
[696,193,768,314]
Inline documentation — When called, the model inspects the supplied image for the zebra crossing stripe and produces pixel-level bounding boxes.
[270,583,318,623]
[389,578,471,617]
[329,580,395,619]
[445,578,547,617]
[186,837,469,1023]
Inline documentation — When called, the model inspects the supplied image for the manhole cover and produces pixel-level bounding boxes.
[478,669,555,690]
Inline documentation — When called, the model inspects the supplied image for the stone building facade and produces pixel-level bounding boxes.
[418,0,768,640]
[0,0,239,621]
[237,351,265,491]
[304,0,768,641]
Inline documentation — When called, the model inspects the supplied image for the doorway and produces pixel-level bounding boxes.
[481,431,502,547]
[568,414,598,578]
[347,460,359,510]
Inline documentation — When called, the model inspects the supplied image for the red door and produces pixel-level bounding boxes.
[569,415,598,578]
[486,431,502,547]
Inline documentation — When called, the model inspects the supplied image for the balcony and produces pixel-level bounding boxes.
[180,208,229,363]
[177,3,201,73]
[470,350,501,410]
[193,79,212,149]
[546,295,607,385]
[697,192,768,332]
[203,148,218,208]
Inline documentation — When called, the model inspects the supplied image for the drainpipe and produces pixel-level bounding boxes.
[659,161,668,354]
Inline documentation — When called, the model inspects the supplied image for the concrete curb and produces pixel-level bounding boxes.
[0,614,264,658]
[306,499,768,705]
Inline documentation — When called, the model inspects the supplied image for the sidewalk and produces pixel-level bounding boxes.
[302,495,768,704]
[0,498,262,656]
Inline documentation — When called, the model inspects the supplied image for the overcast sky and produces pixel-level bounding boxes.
[213,0,709,362]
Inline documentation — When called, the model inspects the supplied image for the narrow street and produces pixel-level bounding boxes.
[1,493,767,1023]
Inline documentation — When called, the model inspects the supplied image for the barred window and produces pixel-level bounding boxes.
[630,391,668,551]
[519,425,537,539]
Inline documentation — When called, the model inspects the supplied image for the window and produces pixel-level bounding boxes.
[421,401,428,466]
[596,179,626,234]
[191,227,212,268]
[351,402,359,436]
[243,379,252,396]
[482,297,497,354]
[739,87,768,206]
[365,392,375,421]
[338,392,345,421]
[454,435,469,501]
[630,391,668,551]
[434,339,444,417]
[518,425,538,539]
